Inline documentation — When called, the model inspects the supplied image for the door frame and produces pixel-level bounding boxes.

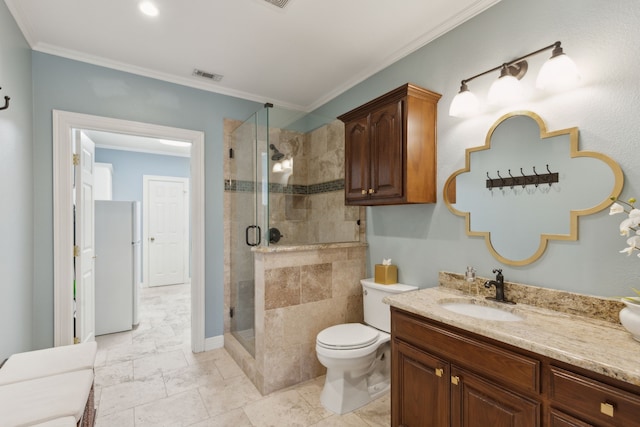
[143,175,190,287]
[52,110,206,352]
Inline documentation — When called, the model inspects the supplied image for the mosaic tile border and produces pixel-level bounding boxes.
[224,179,344,195]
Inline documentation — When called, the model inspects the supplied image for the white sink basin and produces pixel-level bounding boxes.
[439,301,524,322]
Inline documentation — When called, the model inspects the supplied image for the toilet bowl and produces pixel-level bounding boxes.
[315,279,418,414]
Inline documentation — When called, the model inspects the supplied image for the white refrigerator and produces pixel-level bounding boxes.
[95,201,141,336]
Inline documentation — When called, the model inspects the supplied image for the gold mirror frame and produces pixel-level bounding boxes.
[443,111,624,266]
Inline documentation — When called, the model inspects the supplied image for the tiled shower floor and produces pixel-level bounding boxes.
[94,283,390,426]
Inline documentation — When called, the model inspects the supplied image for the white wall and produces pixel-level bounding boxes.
[313,0,640,297]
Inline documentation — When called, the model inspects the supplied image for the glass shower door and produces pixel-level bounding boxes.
[229,106,269,357]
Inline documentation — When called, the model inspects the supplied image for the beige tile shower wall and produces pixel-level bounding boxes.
[253,243,367,395]
[308,192,360,243]
[305,120,345,185]
[306,120,359,244]
[268,120,359,245]
[268,128,309,244]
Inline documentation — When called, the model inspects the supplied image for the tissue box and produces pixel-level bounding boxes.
[374,264,398,285]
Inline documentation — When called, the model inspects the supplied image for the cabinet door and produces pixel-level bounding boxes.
[451,366,540,427]
[392,339,449,427]
[344,116,370,202]
[370,100,403,200]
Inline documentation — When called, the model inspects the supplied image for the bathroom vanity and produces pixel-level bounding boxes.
[386,280,640,427]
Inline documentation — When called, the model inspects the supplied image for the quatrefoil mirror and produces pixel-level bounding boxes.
[443,111,624,266]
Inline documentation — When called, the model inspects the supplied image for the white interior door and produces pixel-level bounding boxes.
[74,130,96,343]
[145,176,189,287]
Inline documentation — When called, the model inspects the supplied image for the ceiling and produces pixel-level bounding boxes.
[5,0,501,112]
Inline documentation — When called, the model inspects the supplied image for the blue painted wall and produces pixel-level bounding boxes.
[312,0,640,296]
[5,0,640,355]
[95,148,190,202]
[31,53,261,349]
[0,0,34,360]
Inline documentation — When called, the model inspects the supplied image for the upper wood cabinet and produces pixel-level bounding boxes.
[338,83,441,206]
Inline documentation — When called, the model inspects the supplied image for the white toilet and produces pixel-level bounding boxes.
[315,278,418,414]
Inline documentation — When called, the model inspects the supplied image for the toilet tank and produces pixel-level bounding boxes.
[362,279,418,333]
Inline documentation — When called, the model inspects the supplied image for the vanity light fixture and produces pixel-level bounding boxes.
[449,41,579,118]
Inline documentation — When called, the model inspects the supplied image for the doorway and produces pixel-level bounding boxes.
[52,110,205,352]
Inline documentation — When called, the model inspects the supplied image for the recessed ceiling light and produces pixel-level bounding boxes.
[139,1,159,17]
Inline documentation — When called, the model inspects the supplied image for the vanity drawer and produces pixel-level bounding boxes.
[549,366,640,426]
[392,309,540,394]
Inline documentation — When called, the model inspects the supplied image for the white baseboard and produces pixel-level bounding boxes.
[204,335,224,351]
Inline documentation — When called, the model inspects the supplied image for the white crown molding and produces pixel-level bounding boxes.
[31,42,307,111]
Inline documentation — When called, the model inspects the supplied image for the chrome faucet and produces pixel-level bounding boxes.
[484,269,514,304]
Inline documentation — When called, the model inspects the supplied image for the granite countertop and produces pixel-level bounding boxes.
[384,285,640,387]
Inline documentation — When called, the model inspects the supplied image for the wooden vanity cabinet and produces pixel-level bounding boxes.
[338,83,441,206]
[391,307,640,427]
[392,308,541,427]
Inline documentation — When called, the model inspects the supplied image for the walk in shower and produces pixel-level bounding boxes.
[226,104,362,357]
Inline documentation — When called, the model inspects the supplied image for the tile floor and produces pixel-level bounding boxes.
[94,283,391,427]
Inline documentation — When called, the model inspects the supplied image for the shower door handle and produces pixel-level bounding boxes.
[245,225,261,246]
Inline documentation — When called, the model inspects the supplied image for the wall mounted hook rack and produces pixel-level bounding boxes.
[486,165,558,189]
[0,87,9,111]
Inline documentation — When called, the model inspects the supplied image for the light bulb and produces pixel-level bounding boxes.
[449,83,480,118]
[488,68,524,106]
[536,50,580,91]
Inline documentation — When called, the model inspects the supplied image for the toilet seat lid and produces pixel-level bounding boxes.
[316,323,379,350]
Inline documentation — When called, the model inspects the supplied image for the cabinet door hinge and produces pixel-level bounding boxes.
[72,154,80,166]
[73,245,80,257]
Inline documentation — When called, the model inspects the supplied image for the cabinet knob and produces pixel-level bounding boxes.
[368,188,375,194]
[451,375,460,385]
[600,402,615,417]
[361,190,367,195]
[435,368,443,377]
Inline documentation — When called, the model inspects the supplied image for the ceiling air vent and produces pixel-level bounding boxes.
[264,0,290,8]
[192,69,223,82]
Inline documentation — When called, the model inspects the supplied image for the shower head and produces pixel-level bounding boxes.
[270,144,285,161]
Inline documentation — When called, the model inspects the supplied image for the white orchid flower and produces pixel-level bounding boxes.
[610,202,625,215]
[621,246,635,255]
[620,236,640,255]
[620,211,640,236]
[627,235,640,248]
[620,218,634,236]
